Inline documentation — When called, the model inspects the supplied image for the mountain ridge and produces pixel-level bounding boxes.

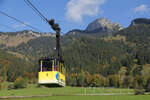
[130,18,150,26]
[0,17,150,87]
[67,18,123,35]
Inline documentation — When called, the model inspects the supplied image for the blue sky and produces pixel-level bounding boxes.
[0,0,149,33]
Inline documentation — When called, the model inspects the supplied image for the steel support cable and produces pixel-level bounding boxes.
[24,0,49,23]
[24,0,64,34]
[24,0,63,60]
[0,10,41,32]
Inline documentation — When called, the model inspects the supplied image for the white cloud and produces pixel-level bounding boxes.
[13,22,30,28]
[65,0,106,23]
[134,4,149,13]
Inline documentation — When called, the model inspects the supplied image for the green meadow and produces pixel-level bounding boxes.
[2,95,150,100]
[0,84,134,96]
[0,84,149,100]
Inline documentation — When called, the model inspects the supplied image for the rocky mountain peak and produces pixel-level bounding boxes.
[85,18,123,33]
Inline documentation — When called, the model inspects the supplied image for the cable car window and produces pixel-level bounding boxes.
[60,64,63,73]
[59,63,61,72]
[54,59,58,71]
[62,65,64,74]
[42,61,52,71]
[38,61,41,72]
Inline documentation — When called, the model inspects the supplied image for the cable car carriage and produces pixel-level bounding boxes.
[38,58,65,87]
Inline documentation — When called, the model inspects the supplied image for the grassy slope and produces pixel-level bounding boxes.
[0,84,149,100]
[0,84,134,96]
[2,95,150,100]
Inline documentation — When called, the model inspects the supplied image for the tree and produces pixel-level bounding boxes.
[145,77,150,92]
[91,74,103,87]
[14,77,28,89]
[123,76,134,88]
[0,59,11,89]
[76,70,85,87]
[24,72,36,83]
[84,72,92,87]
[103,77,109,87]
[118,67,127,87]
[0,77,1,90]
[108,75,120,87]
[132,65,143,77]
[69,73,78,86]
[134,75,146,88]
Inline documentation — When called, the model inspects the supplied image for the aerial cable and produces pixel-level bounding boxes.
[24,0,61,32]
[0,10,41,32]
[24,0,49,23]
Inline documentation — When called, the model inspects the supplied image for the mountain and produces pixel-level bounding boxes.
[67,18,123,35]
[85,18,123,32]
[64,18,150,75]
[131,18,150,26]
[0,18,150,88]
[0,30,55,48]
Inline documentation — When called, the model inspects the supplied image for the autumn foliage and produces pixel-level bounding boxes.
[14,77,27,89]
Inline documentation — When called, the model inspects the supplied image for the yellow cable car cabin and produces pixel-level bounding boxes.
[38,58,65,87]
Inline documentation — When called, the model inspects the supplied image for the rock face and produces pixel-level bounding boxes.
[85,18,123,33]
[67,18,123,35]
[131,18,150,26]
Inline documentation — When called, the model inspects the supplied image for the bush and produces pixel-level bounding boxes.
[0,77,1,90]
[8,84,14,90]
[14,77,28,89]
[145,78,150,92]
[146,84,150,92]
[134,85,145,95]
[135,89,145,95]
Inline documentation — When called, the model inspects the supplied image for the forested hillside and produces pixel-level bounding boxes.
[0,49,36,82]
[0,18,150,89]
[63,20,150,87]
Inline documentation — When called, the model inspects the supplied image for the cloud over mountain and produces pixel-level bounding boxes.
[65,0,106,23]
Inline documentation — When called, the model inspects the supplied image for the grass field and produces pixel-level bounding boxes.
[0,84,149,100]
[2,95,150,100]
[0,84,134,96]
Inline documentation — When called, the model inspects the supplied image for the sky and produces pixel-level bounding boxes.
[0,0,149,34]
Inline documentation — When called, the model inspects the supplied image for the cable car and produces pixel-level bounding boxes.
[38,58,65,87]
[38,19,66,87]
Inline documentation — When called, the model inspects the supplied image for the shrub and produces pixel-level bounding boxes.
[146,84,150,92]
[14,77,28,89]
[135,88,145,95]
[8,84,14,90]
[145,78,150,92]
[134,85,145,95]
[24,72,36,84]
[0,77,1,90]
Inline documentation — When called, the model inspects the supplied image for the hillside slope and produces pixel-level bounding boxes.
[0,18,150,86]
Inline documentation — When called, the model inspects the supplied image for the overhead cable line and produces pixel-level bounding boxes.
[24,0,63,60]
[24,0,63,34]
[24,0,49,23]
[0,10,41,32]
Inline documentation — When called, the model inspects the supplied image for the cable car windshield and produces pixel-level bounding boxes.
[42,60,52,71]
